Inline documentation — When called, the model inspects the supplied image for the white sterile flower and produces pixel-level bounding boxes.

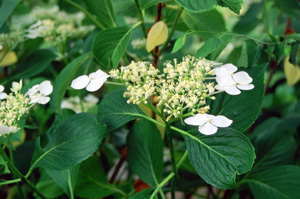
[71,69,110,92]
[0,44,3,51]
[184,113,233,135]
[214,64,254,95]
[0,85,7,100]
[0,125,18,136]
[26,80,53,104]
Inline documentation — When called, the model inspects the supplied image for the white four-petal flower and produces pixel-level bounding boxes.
[0,85,7,100]
[71,69,110,92]
[214,64,254,95]
[184,113,233,135]
[26,80,53,104]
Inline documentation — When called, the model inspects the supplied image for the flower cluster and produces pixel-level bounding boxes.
[0,32,24,50]
[0,80,53,136]
[70,56,255,135]
[110,57,219,121]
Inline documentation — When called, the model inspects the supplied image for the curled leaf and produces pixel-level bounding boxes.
[146,21,168,52]
[284,57,300,86]
[0,50,18,67]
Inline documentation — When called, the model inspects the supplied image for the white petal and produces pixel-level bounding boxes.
[198,123,218,135]
[26,85,39,96]
[222,64,237,73]
[224,85,241,95]
[214,67,229,77]
[0,85,4,92]
[232,71,252,84]
[0,126,15,135]
[0,92,7,99]
[39,81,53,96]
[237,84,254,90]
[37,96,50,104]
[215,84,226,91]
[86,79,104,92]
[92,69,110,80]
[71,75,90,90]
[211,115,233,128]
[184,114,208,126]
[216,74,235,86]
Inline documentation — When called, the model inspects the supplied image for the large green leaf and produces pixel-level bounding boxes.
[218,0,243,14]
[32,113,106,170]
[75,157,124,198]
[249,117,296,173]
[45,165,79,197]
[174,0,217,13]
[127,119,164,186]
[36,171,64,198]
[84,0,116,28]
[98,90,146,131]
[233,3,262,34]
[139,0,168,9]
[273,0,300,20]
[196,36,223,58]
[245,166,300,199]
[9,49,56,81]
[182,9,226,40]
[0,0,20,29]
[183,128,255,189]
[92,26,133,69]
[210,64,266,133]
[50,52,92,114]
[207,34,232,60]
[128,188,157,199]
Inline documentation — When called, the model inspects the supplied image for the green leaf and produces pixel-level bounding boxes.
[250,117,296,173]
[75,157,124,198]
[174,0,218,13]
[83,0,116,28]
[182,9,226,40]
[233,3,262,34]
[289,43,299,65]
[210,65,266,133]
[32,113,106,170]
[92,26,134,69]
[171,33,188,54]
[45,165,79,197]
[36,172,64,198]
[9,49,56,81]
[139,0,168,9]
[245,165,300,199]
[245,40,261,67]
[218,0,243,14]
[273,0,300,20]
[98,90,146,131]
[184,128,255,189]
[207,34,232,60]
[196,36,223,58]
[0,0,20,29]
[127,119,164,186]
[50,52,92,114]
[128,188,157,199]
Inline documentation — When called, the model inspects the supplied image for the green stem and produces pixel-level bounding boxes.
[105,81,123,86]
[160,7,183,53]
[150,151,188,199]
[134,0,147,38]
[2,134,12,150]
[0,178,21,186]
[67,169,74,199]
[63,0,106,30]
[0,149,45,199]
[165,123,177,199]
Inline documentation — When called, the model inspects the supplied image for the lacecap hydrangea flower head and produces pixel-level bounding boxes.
[0,80,53,136]
[70,56,254,135]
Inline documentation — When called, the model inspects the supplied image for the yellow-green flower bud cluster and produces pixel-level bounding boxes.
[0,91,30,133]
[0,31,23,50]
[110,61,159,105]
[110,56,218,121]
